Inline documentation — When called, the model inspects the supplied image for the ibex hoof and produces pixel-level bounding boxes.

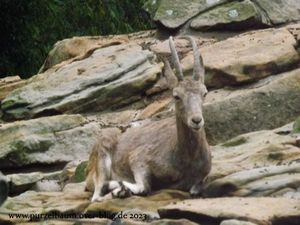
[112,182,132,198]
[100,182,110,196]
[189,184,204,197]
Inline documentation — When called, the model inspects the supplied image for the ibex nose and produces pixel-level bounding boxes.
[191,116,202,124]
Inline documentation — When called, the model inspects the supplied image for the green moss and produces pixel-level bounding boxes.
[73,161,88,183]
[143,0,162,17]
[222,136,247,147]
[293,117,300,133]
[3,201,15,210]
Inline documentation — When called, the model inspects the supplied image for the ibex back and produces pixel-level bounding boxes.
[86,36,212,202]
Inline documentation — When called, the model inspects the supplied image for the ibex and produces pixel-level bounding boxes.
[86,36,211,202]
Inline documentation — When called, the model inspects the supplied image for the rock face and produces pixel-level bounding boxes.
[144,0,228,29]
[204,68,300,144]
[158,197,300,225]
[183,28,299,88]
[254,0,300,25]
[39,31,156,73]
[7,171,61,195]
[1,43,162,121]
[190,0,268,30]
[0,76,26,101]
[152,28,299,88]
[0,115,99,169]
[145,0,300,30]
[0,172,8,207]
[205,128,300,197]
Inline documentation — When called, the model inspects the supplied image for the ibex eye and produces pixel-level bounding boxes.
[203,92,208,97]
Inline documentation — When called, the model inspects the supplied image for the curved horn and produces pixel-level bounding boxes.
[180,36,205,82]
[169,36,184,81]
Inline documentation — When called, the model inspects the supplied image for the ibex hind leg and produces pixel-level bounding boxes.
[121,165,151,196]
[103,165,151,198]
[91,154,111,202]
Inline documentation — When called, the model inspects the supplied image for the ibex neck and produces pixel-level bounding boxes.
[175,115,208,158]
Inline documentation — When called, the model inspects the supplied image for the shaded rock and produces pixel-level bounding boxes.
[85,189,189,215]
[0,76,26,101]
[204,68,300,144]
[182,28,299,87]
[7,171,61,195]
[253,0,300,25]
[190,0,268,31]
[1,44,162,121]
[144,0,228,29]
[158,197,300,225]
[0,172,8,207]
[0,115,99,169]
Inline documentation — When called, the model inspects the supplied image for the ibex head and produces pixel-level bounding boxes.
[164,36,208,131]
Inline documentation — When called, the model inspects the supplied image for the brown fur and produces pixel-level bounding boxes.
[86,36,212,201]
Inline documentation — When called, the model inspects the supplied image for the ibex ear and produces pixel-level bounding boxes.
[162,57,178,89]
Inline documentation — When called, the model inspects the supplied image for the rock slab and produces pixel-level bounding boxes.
[0,114,99,169]
[159,197,300,225]
[1,44,162,120]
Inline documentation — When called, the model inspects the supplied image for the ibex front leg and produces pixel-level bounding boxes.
[103,163,151,198]
[189,176,208,197]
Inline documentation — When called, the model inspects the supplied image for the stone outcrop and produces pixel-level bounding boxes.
[204,68,300,144]
[158,197,300,225]
[39,31,156,73]
[205,127,300,197]
[190,0,268,30]
[182,28,299,87]
[152,28,299,88]
[1,43,162,121]
[145,0,300,31]
[0,114,99,169]
[0,76,26,101]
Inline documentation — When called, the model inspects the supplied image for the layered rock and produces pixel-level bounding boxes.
[0,76,26,101]
[144,0,228,29]
[0,114,99,170]
[182,28,299,87]
[204,68,300,144]
[159,197,300,225]
[39,30,156,73]
[145,0,300,30]
[190,0,268,30]
[1,43,162,121]
[205,127,300,197]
